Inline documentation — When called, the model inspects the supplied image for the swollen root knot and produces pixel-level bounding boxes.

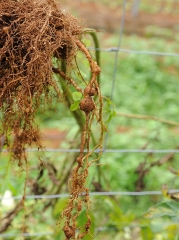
[84,86,97,96]
[63,225,75,239]
[93,61,100,75]
[76,156,83,167]
[79,96,95,113]
[85,218,91,231]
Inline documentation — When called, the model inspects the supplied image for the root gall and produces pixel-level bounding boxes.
[84,86,97,96]
[79,96,95,113]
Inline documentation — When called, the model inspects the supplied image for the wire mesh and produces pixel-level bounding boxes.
[3,148,179,153]
[1,0,179,238]
[1,189,179,201]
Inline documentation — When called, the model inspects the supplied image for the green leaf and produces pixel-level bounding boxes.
[79,70,88,79]
[53,198,67,218]
[144,201,179,222]
[82,38,91,47]
[150,222,164,233]
[70,100,80,111]
[77,210,95,240]
[54,230,64,240]
[76,51,84,59]
[72,92,82,101]
[105,109,117,125]
[103,97,116,126]
[105,197,122,216]
[141,226,154,240]
[52,57,59,68]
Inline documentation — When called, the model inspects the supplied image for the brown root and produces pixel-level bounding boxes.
[60,40,103,239]
[0,0,83,163]
[0,1,104,239]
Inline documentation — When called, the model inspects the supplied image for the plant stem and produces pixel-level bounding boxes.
[53,62,85,128]
[89,32,100,85]
[117,112,179,127]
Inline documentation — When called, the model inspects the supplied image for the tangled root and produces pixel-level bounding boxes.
[0,0,104,239]
[0,0,82,163]
[60,41,103,239]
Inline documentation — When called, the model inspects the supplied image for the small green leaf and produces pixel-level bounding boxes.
[144,201,179,221]
[105,109,116,125]
[103,97,116,126]
[52,57,59,68]
[70,100,80,111]
[53,198,67,218]
[77,211,95,240]
[80,70,88,79]
[82,38,91,47]
[76,51,83,59]
[141,226,154,240]
[72,92,82,101]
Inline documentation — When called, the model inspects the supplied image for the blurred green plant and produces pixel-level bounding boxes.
[1,22,179,239]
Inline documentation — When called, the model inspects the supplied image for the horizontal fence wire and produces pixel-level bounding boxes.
[1,222,179,238]
[88,47,179,57]
[2,148,179,153]
[1,189,179,201]
[0,223,178,238]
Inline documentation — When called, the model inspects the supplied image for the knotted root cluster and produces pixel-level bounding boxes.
[60,41,103,239]
[0,0,82,164]
[0,0,104,239]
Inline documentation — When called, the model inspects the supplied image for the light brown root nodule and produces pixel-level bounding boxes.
[0,0,104,239]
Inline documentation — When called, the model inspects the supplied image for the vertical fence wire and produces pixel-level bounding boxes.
[132,0,140,16]
[103,0,127,150]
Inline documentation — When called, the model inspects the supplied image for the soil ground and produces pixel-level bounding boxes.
[61,1,179,36]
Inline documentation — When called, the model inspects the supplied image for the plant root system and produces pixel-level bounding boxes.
[59,40,104,240]
[0,0,82,164]
[0,0,104,239]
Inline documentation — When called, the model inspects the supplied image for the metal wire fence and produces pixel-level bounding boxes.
[1,0,179,238]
